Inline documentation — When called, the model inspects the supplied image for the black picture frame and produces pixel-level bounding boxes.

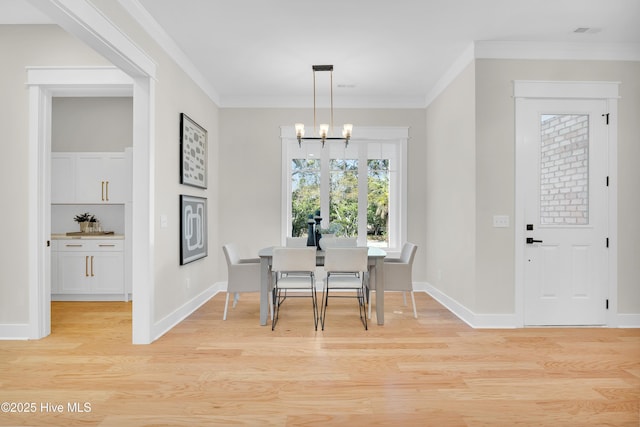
[180,113,207,189]
[180,194,208,265]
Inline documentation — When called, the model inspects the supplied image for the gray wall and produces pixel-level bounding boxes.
[426,58,640,316]
[475,58,640,315]
[52,97,133,151]
[0,25,110,324]
[217,108,428,282]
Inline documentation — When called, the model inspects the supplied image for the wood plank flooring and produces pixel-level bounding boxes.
[0,293,638,426]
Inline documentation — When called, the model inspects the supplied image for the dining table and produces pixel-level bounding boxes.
[258,246,387,326]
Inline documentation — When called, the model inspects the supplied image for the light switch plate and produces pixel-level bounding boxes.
[160,214,168,228]
[493,215,509,228]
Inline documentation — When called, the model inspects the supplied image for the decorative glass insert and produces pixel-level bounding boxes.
[539,114,589,225]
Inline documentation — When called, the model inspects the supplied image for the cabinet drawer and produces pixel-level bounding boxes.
[57,239,124,252]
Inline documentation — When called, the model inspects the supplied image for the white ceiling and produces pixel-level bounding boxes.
[4,0,640,107]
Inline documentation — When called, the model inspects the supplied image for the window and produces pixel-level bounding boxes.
[282,127,407,250]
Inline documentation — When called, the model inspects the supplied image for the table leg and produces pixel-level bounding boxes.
[374,257,384,325]
[259,257,270,326]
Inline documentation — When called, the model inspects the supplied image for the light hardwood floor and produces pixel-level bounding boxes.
[0,293,638,426]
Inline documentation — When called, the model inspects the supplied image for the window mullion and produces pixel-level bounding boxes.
[320,143,330,229]
[357,142,368,245]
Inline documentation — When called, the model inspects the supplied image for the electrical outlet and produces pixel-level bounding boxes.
[493,215,510,228]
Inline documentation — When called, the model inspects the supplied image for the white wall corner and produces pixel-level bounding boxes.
[151,282,226,342]
[416,282,518,329]
[425,42,476,108]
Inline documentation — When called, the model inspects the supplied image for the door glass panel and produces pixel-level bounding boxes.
[540,114,589,225]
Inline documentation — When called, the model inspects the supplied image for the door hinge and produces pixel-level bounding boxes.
[606,299,609,310]
[606,237,609,248]
[602,113,610,125]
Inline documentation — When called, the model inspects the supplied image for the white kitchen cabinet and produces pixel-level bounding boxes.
[51,153,76,203]
[52,239,125,300]
[51,152,128,204]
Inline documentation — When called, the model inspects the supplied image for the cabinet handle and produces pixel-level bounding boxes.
[101,181,105,201]
[105,181,109,201]
[65,244,83,247]
[91,256,94,277]
[85,256,89,277]
[99,244,116,247]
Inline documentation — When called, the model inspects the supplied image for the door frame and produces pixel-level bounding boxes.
[514,80,619,327]
[27,0,157,343]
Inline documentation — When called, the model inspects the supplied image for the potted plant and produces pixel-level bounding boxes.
[74,212,97,233]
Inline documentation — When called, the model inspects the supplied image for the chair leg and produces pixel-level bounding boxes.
[223,292,230,320]
[402,291,407,306]
[271,287,279,331]
[312,282,318,331]
[359,286,368,330]
[320,286,328,331]
[410,290,417,318]
[367,289,373,320]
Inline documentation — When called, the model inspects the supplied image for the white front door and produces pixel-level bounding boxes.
[517,98,609,326]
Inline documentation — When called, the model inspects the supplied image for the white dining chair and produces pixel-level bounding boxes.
[222,243,272,320]
[270,247,319,330]
[321,247,369,330]
[368,242,418,320]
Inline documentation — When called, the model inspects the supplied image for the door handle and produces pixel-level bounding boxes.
[526,237,543,244]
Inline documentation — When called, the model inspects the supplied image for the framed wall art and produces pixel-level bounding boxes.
[180,194,208,265]
[180,113,207,188]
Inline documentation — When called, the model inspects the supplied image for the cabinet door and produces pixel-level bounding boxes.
[75,154,105,203]
[91,252,124,294]
[51,153,76,203]
[57,252,91,293]
[102,154,127,203]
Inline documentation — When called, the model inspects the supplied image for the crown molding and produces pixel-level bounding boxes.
[475,40,640,61]
[116,0,221,105]
[425,40,640,108]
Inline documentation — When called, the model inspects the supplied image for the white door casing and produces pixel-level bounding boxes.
[514,81,619,327]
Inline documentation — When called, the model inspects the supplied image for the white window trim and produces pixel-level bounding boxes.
[280,126,408,251]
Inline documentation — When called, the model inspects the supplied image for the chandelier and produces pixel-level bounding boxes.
[295,65,352,148]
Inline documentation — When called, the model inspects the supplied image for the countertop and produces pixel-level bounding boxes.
[51,233,124,240]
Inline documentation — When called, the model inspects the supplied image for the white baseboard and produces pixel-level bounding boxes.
[0,324,31,340]
[416,282,518,328]
[151,281,226,342]
[416,282,640,329]
[616,313,640,328]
